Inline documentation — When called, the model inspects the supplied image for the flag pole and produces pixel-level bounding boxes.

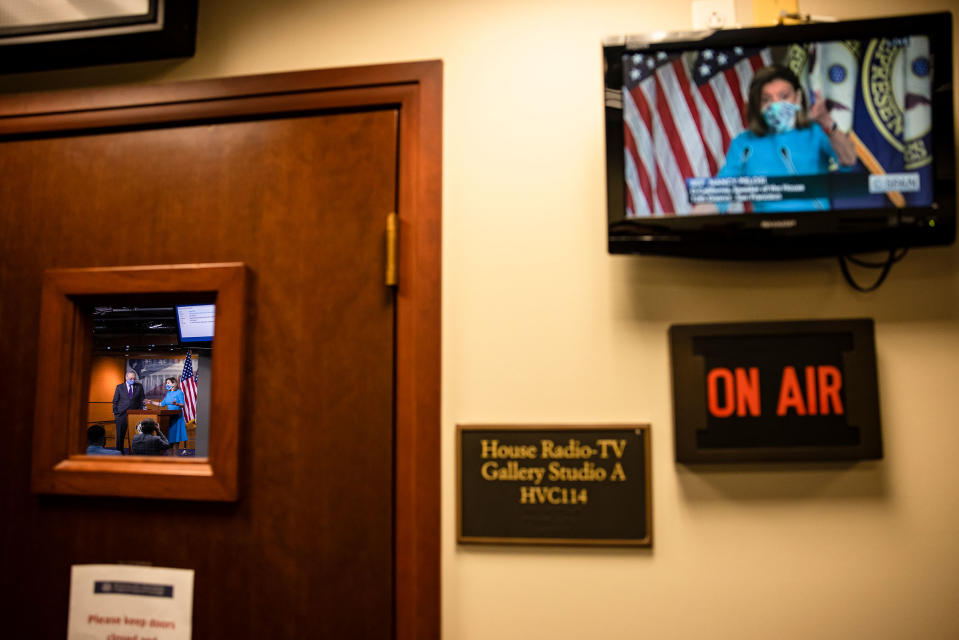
[848,130,906,208]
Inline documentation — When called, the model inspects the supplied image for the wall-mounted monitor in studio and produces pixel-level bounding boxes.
[604,12,955,261]
[175,304,215,343]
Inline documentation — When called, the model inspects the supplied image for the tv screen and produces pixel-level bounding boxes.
[604,12,955,258]
[175,304,215,343]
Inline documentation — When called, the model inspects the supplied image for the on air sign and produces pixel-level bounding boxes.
[706,364,844,418]
[670,319,882,463]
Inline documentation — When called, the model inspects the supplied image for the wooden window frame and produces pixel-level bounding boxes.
[32,262,247,500]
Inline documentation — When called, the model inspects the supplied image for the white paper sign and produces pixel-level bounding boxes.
[67,565,194,640]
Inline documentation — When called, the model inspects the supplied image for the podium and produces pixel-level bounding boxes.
[126,409,182,450]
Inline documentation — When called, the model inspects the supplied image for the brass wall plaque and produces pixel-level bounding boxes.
[457,425,651,546]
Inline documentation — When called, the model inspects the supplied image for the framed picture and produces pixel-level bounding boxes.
[31,263,247,501]
[670,319,882,463]
[0,0,197,73]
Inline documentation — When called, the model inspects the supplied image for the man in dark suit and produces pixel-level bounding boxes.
[112,370,145,454]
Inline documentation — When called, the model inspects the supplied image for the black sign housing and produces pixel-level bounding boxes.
[670,319,882,463]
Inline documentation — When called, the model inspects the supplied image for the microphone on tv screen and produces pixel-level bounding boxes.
[779,146,796,174]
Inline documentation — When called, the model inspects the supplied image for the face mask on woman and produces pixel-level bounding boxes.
[166,384,173,390]
[762,100,799,134]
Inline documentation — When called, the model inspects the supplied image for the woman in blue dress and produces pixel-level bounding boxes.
[150,376,188,455]
[716,65,857,212]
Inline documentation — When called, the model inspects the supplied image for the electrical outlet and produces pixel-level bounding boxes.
[692,0,736,30]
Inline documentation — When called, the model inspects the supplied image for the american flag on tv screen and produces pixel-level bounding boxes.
[180,352,198,423]
[623,46,771,216]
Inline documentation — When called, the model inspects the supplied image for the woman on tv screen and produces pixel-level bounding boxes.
[715,64,857,212]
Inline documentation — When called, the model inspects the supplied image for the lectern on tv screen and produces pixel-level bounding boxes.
[604,12,956,259]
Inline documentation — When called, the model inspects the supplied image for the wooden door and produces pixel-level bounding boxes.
[0,64,440,639]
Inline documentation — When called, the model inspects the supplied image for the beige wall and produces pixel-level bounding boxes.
[3,1,958,638]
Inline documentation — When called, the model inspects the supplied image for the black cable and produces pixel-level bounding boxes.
[845,247,908,268]
[838,248,904,292]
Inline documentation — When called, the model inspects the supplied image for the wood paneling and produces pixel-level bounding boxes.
[0,62,441,639]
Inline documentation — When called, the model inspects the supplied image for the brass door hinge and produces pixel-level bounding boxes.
[385,212,398,287]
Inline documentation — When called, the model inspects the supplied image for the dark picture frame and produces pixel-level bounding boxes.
[0,0,197,73]
[670,319,882,463]
[31,263,247,501]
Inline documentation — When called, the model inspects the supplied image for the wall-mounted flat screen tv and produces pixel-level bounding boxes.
[175,303,215,343]
[604,12,955,259]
